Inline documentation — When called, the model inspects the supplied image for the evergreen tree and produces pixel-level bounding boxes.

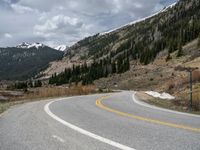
[166,51,172,62]
[34,80,42,87]
[177,29,184,57]
[117,57,123,73]
[28,80,33,88]
[49,73,58,85]
[112,61,116,74]
[177,41,183,57]
[168,39,178,53]
[126,57,130,70]
[15,82,27,90]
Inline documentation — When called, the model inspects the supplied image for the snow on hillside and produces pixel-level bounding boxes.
[54,45,68,51]
[100,2,177,35]
[17,42,45,49]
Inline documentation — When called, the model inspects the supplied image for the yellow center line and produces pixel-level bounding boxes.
[96,96,200,133]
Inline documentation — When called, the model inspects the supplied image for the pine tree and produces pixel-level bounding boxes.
[112,62,116,74]
[166,51,172,62]
[177,41,183,57]
[34,80,42,87]
[117,57,123,73]
[15,82,27,89]
[49,73,57,84]
[177,30,184,58]
[127,57,130,70]
[28,80,33,88]
[168,39,178,53]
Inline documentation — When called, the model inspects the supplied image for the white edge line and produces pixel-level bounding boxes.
[132,92,200,118]
[44,96,136,150]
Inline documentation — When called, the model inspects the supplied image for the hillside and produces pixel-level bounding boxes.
[45,0,200,89]
[0,44,64,80]
[69,0,200,61]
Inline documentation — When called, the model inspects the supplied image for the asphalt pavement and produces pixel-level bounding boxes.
[0,91,199,150]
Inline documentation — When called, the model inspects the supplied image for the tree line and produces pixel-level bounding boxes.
[13,80,42,90]
[49,52,130,86]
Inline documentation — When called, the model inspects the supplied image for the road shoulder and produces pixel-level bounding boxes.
[134,91,200,117]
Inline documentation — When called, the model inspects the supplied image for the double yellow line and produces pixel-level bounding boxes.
[96,96,200,133]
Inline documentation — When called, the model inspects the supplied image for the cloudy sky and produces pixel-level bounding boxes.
[0,0,177,47]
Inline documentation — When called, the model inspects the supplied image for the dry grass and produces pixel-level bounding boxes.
[0,102,10,114]
[0,100,27,114]
[21,85,97,100]
[0,85,99,114]
[193,91,200,111]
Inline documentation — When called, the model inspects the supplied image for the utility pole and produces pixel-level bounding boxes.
[189,70,193,111]
[185,67,199,111]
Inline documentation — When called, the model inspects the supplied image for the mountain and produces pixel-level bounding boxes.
[54,45,69,51]
[65,0,200,62]
[44,0,200,89]
[0,43,64,80]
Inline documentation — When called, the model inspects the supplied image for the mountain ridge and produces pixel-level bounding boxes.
[100,2,177,36]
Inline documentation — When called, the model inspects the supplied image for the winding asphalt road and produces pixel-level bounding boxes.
[0,91,200,150]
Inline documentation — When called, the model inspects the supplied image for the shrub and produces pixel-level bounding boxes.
[150,78,154,81]
[166,53,172,61]
[192,91,200,111]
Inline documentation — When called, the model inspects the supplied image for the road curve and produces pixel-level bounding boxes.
[0,91,200,150]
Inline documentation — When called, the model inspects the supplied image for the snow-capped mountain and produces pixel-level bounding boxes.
[54,45,69,51]
[17,42,45,49]
[16,42,68,51]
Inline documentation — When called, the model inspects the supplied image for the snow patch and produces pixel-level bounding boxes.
[54,45,68,51]
[16,42,30,48]
[145,91,175,100]
[17,42,45,49]
[28,43,44,49]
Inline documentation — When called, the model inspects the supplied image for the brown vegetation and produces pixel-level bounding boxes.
[192,91,200,111]
[0,85,98,114]
[22,85,97,100]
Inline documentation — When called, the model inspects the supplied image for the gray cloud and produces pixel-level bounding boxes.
[34,15,83,36]
[0,0,177,47]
